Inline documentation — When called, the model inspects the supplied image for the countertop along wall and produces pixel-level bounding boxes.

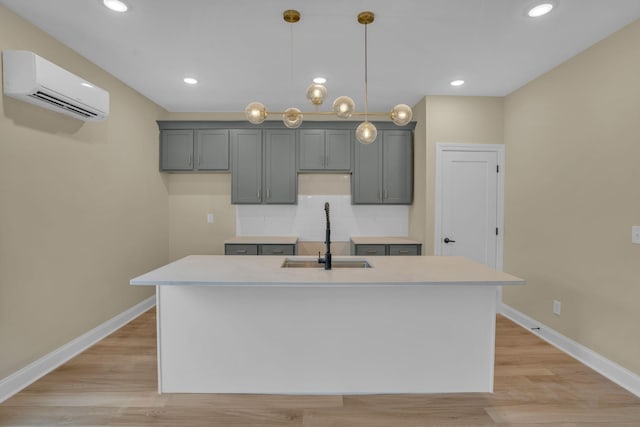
[0,5,169,379]
[503,18,640,375]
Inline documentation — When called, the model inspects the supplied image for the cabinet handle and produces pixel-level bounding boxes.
[271,250,283,254]
[188,153,193,167]
[198,154,201,166]
[366,249,378,254]
[267,188,270,200]
[236,250,247,254]
[258,188,261,201]
[379,190,382,201]
[384,189,388,199]
[399,250,409,254]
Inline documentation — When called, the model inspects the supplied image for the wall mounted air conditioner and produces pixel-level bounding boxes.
[2,50,109,121]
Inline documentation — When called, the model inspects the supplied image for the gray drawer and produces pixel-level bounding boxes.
[355,244,386,256]
[260,244,296,256]
[389,244,421,256]
[225,244,258,255]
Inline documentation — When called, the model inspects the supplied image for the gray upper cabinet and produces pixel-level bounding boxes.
[161,129,229,171]
[196,129,229,170]
[352,130,413,204]
[231,129,263,204]
[231,129,297,204]
[299,130,351,171]
[264,130,297,204]
[161,130,194,171]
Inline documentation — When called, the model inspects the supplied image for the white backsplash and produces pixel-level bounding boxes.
[235,195,409,241]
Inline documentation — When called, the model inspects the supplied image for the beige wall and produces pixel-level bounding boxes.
[0,6,168,378]
[503,19,640,375]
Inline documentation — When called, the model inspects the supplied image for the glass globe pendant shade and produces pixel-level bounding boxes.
[283,107,303,128]
[332,96,356,118]
[391,104,413,126]
[306,83,328,106]
[245,102,267,124]
[356,121,377,144]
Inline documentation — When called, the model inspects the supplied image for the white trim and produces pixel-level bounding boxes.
[0,295,156,403]
[499,303,640,398]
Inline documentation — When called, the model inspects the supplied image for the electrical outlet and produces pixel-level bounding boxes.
[553,300,561,316]
[207,213,214,224]
[632,226,640,245]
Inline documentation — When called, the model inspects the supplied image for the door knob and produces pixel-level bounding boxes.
[444,237,456,243]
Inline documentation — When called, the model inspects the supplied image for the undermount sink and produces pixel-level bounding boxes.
[281,258,372,269]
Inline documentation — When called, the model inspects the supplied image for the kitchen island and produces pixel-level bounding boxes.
[130,255,523,394]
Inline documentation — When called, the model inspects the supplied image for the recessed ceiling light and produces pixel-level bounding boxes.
[183,77,198,85]
[313,77,327,84]
[103,0,128,12]
[450,80,465,87]
[528,3,554,18]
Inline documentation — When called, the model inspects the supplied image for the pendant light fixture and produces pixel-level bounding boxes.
[245,10,412,143]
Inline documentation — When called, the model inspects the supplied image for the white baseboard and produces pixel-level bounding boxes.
[499,303,640,398]
[0,295,156,403]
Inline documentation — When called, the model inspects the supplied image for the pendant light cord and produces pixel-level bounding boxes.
[364,23,369,122]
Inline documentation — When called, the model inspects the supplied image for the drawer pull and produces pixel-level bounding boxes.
[236,250,247,254]
[271,250,284,254]
[399,250,409,254]
[366,250,378,254]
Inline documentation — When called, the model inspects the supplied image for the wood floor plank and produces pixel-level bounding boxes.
[0,310,638,426]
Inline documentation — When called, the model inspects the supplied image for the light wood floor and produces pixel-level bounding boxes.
[1,310,639,426]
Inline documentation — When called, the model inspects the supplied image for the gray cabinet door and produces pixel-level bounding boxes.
[231,129,262,204]
[299,129,351,171]
[264,130,297,204]
[299,130,325,170]
[352,136,383,203]
[325,130,351,170]
[196,129,229,170]
[382,130,413,204]
[161,130,194,171]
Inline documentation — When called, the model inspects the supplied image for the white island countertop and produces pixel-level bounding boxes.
[130,255,524,287]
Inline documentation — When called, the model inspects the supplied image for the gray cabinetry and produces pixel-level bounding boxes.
[264,130,297,204]
[196,129,229,170]
[231,129,297,204]
[225,237,298,255]
[352,130,413,204]
[299,129,351,171]
[161,130,194,171]
[161,129,229,171]
[231,129,263,204]
[350,238,421,256]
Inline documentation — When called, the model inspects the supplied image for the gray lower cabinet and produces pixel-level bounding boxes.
[352,243,421,256]
[352,130,413,204]
[161,129,229,171]
[225,243,296,256]
[299,130,351,171]
[231,129,297,204]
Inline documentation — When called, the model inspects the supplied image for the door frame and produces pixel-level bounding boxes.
[434,143,505,271]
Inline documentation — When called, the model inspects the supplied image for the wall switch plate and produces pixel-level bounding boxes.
[207,213,214,224]
[553,300,561,316]
[633,226,640,245]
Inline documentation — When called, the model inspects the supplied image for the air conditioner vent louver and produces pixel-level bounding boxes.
[29,91,97,118]
[2,50,109,121]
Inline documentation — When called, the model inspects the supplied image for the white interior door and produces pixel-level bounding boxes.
[435,145,503,269]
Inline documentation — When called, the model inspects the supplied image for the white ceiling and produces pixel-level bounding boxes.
[2,0,640,114]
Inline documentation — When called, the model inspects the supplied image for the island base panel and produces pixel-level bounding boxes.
[157,284,497,394]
